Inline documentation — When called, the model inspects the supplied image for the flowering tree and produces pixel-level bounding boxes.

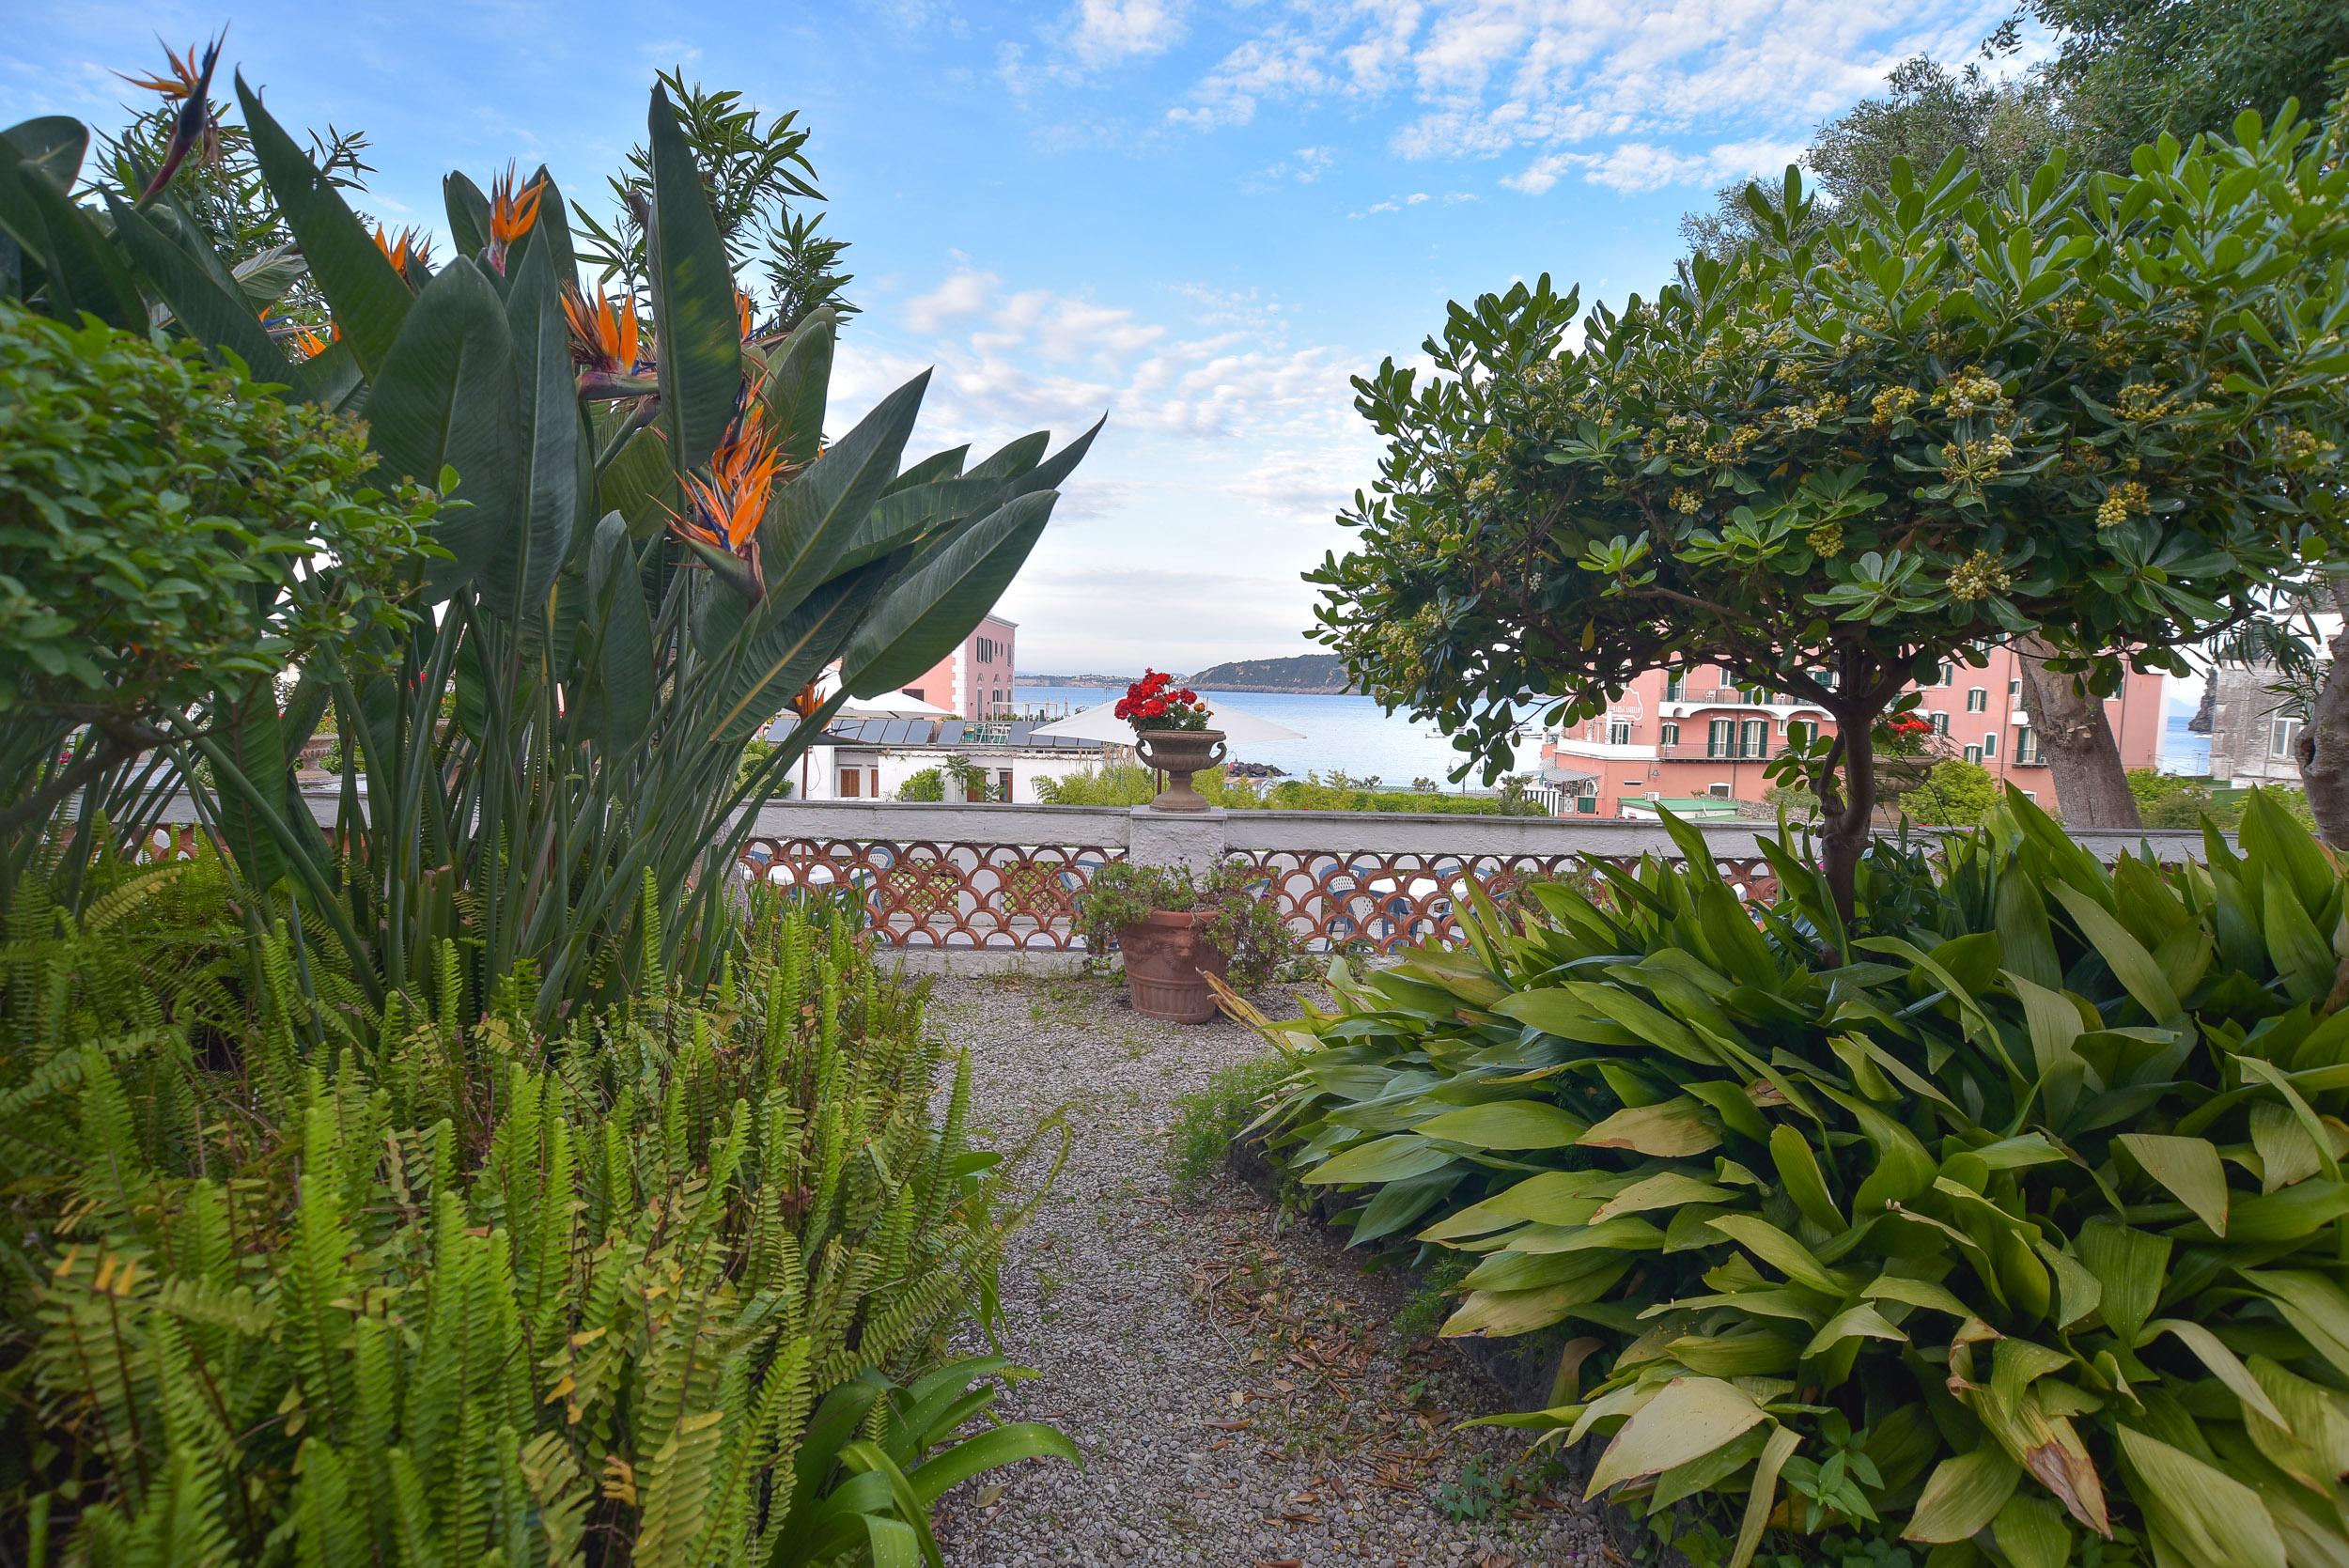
[1311,112,2349,921]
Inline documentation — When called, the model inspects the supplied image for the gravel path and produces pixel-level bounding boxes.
[926,971,1613,1568]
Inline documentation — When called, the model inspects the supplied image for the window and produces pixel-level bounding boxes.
[1707,783,1732,799]
[2021,790,2038,802]
[1786,720,1814,747]
[1741,719,1768,757]
[1925,711,1947,736]
[2273,717,2305,759]
[1982,732,1998,759]
[840,768,862,798]
[1660,721,1680,747]
[1708,718,1735,757]
[1966,688,1987,713]
[1608,718,1633,745]
[2008,677,2021,698]
[1740,685,1772,705]
[1936,661,1953,687]
[1965,744,1983,764]
[905,688,925,702]
[1665,674,1686,701]
[996,769,1015,800]
[2015,727,2040,765]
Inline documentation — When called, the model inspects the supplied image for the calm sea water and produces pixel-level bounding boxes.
[2161,712,2211,776]
[1012,684,1488,786]
[1019,686,2219,785]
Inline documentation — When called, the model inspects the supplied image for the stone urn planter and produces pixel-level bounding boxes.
[1114,908,1231,1022]
[1134,728,1226,813]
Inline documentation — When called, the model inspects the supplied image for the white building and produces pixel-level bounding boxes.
[769,716,1108,802]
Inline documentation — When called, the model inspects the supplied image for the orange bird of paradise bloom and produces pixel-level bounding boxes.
[561,285,642,373]
[669,421,781,598]
[488,164,548,274]
[372,224,431,280]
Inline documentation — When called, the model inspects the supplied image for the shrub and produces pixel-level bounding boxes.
[0,866,1071,1561]
[1168,1055,1293,1197]
[898,767,946,801]
[1071,861,1300,991]
[1900,759,1999,827]
[1248,792,2349,1565]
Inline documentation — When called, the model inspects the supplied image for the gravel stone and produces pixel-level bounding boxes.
[924,971,1615,1567]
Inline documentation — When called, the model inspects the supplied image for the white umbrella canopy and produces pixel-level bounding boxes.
[813,671,957,719]
[1027,701,1305,744]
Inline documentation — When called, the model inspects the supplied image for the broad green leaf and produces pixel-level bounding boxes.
[646,84,742,471]
[1732,1424,1801,1568]
[1993,1491,2072,1568]
[905,1422,1080,1509]
[762,307,835,465]
[2118,1132,2229,1235]
[1417,1100,1590,1150]
[2048,881,2183,1020]
[583,514,653,756]
[210,675,288,893]
[2252,1272,2349,1379]
[1590,1172,1736,1224]
[1579,1098,1721,1157]
[2262,875,2333,1002]
[1706,1214,1848,1295]
[1769,1123,1846,1232]
[2117,1425,2287,1568]
[2,116,87,191]
[1584,1377,1771,1497]
[2077,1219,2169,1344]
[599,427,676,538]
[237,72,410,374]
[367,260,521,602]
[760,370,929,608]
[493,232,581,617]
[1306,1133,1457,1187]
[103,195,297,381]
[1802,1301,1907,1358]
[1442,1260,1630,1338]
[2141,1318,2288,1427]
[1906,1446,2021,1544]
[836,489,1059,700]
[0,147,144,329]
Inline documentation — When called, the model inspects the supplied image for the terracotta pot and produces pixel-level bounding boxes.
[1115,908,1229,1023]
[1133,728,1227,813]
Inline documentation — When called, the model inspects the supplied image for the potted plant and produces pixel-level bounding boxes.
[1117,670,1223,812]
[1073,861,1299,1023]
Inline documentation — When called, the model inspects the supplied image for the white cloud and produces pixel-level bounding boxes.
[1063,0,1188,67]
[1171,0,2010,194]
[905,269,998,332]
[1502,136,1808,195]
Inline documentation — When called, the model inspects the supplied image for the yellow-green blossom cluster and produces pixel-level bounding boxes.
[2097,479,2151,528]
[1947,550,2013,601]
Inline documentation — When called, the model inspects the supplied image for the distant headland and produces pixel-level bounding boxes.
[1019,654,1356,695]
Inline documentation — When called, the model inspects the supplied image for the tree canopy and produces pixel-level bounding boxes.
[1312,110,2349,914]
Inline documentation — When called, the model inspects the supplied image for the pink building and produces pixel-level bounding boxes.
[1538,646,2164,819]
[897,613,1018,721]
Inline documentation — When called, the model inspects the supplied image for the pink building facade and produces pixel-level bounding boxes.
[1538,645,2165,819]
[897,613,1018,721]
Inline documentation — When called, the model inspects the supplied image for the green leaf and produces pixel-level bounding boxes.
[493,232,582,617]
[443,170,490,260]
[760,370,929,610]
[3,116,88,191]
[102,195,297,382]
[236,73,410,376]
[2047,882,2183,1020]
[599,427,676,537]
[2116,1425,2287,1568]
[836,489,1059,699]
[1769,1123,1846,1232]
[1584,1377,1771,1497]
[1306,1133,1457,1187]
[2117,1132,2229,1236]
[1579,1098,1722,1157]
[0,147,144,329]
[906,1422,1080,1509]
[2076,1219,2169,1344]
[1705,1214,1849,1295]
[365,257,521,602]
[1590,1171,1735,1224]
[1416,1100,1591,1150]
[646,84,741,471]
[1731,1425,1801,1568]
[1906,1446,2021,1544]
[210,675,289,893]
[762,307,835,465]
[582,514,653,756]
[1992,1491,2072,1568]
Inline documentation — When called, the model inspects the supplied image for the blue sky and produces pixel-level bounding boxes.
[9,0,2028,674]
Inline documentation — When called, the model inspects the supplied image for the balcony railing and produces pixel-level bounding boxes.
[139,792,2229,962]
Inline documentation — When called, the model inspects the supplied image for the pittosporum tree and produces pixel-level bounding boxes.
[1311,109,2349,922]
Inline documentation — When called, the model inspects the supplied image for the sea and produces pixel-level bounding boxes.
[1018,685,2222,785]
[1013,684,1518,788]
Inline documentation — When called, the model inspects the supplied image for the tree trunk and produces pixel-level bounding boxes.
[2295,583,2349,848]
[2014,635,2140,829]
[1814,711,1877,929]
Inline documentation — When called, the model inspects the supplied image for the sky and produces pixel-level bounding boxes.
[6,0,2083,680]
